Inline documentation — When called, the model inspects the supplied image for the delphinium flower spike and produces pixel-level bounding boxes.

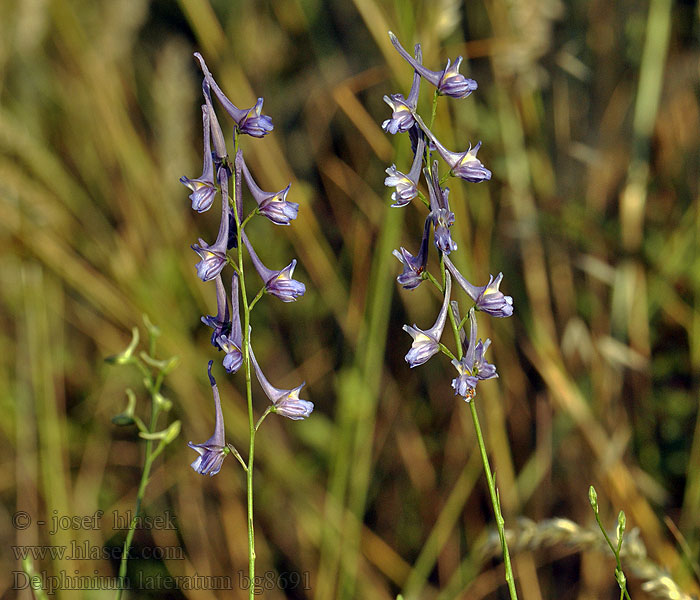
[188,361,231,476]
[388,31,477,99]
[182,53,310,600]
[383,32,518,600]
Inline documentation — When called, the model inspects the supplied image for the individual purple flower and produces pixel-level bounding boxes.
[389,31,477,99]
[426,163,457,254]
[384,135,426,207]
[201,274,231,349]
[451,309,498,400]
[194,53,273,138]
[403,272,452,367]
[393,217,431,290]
[241,232,305,302]
[180,106,217,213]
[237,151,298,225]
[192,171,230,282]
[188,361,231,476]
[237,98,274,138]
[382,44,422,134]
[216,274,243,373]
[444,255,514,317]
[249,346,313,420]
[419,121,491,182]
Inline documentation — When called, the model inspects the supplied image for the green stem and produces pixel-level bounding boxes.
[425,271,442,292]
[438,343,456,362]
[115,366,162,600]
[417,190,430,210]
[429,89,439,130]
[442,259,517,598]
[248,287,266,313]
[592,510,632,600]
[241,208,257,231]
[255,406,274,432]
[469,400,518,600]
[233,132,257,600]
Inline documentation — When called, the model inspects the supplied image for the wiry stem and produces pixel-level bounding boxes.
[232,132,257,600]
[443,252,518,599]
[115,372,162,599]
[469,400,518,600]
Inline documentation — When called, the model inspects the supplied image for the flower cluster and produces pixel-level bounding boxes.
[182,54,312,475]
[383,32,513,401]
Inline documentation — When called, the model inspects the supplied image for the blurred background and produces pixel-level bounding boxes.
[2,0,699,598]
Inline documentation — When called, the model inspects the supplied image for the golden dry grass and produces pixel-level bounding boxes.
[1,0,699,598]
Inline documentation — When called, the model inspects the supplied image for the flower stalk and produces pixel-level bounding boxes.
[182,55,312,600]
[383,32,518,599]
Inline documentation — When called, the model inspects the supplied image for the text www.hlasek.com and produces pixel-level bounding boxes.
[12,541,184,561]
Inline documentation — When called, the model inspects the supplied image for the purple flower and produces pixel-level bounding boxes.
[188,361,231,476]
[242,232,305,302]
[403,272,452,367]
[393,217,431,290]
[451,309,498,400]
[180,106,217,213]
[201,274,231,348]
[382,44,422,134]
[250,346,313,420]
[389,32,477,99]
[191,171,230,282]
[420,123,491,182]
[426,163,457,254]
[384,135,426,207]
[194,53,273,138]
[216,274,243,373]
[237,151,298,225]
[444,255,513,317]
[192,240,227,282]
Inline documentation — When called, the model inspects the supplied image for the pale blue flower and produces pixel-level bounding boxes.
[403,273,452,367]
[188,361,231,476]
[451,309,498,400]
[389,32,477,99]
[444,255,513,317]
[250,346,313,420]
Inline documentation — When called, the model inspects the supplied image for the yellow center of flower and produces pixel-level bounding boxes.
[413,333,431,344]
